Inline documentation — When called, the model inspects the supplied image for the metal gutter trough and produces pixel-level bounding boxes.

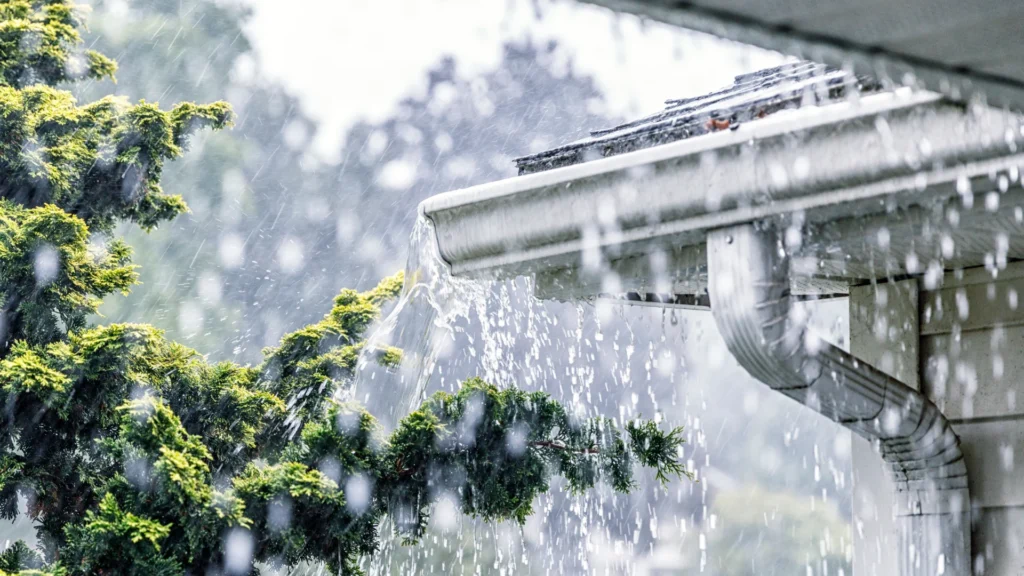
[419,64,1024,575]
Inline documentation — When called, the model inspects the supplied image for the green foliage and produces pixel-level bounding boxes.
[0,0,116,88]
[0,539,43,572]
[626,419,691,484]
[0,83,231,232]
[0,3,691,574]
[0,274,689,573]
[62,493,175,574]
[0,201,136,352]
[0,2,231,355]
[381,379,686,537]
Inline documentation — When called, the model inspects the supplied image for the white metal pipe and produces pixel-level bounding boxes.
[707,223,970,575]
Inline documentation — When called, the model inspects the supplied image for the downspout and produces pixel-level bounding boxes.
[707,224,970,575]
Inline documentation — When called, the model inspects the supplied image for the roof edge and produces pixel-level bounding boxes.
[581,0,1024,111]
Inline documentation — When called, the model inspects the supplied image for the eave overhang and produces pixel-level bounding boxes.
[580,0,1024,113]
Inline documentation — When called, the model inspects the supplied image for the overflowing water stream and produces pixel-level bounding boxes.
[352,216,487,430]
[339,215,854,575]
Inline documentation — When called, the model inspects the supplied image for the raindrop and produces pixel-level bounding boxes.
[956,289,970,320]
[345,474,373,516]
[267,496,292,533]
[276,237,305,275]
[378,159,419,191]
[940,235,955,259]
[218,232,245,269]
[785,225,803,249]
[985,192,1000,212]
[905,253,920,274]
[924,262,943,290]
[33,244,58,286]
[224,529,254,574]
[769,163,789,188]
[956,174,972,196]
[178,301,204,335]
[876,227,890,249]
[197,271,222,305]
[918,138,932,158]
[505,424,528,457]
[793,156,810,180]
[881,408,902,435]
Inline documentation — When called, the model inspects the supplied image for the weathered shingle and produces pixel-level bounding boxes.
[515,61,880,175]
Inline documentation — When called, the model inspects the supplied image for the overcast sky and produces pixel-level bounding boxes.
[241,0,786,156]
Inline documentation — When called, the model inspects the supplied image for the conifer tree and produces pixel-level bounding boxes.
[0,2,688,574]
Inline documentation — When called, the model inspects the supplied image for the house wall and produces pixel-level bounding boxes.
[920,264,1024,576]
[850,265,1024,576]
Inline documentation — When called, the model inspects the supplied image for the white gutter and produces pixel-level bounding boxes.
[707,223,969,575]
[420,91,1023,281]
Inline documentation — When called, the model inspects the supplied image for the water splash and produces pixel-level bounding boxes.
[341,207,860,576]
[352,214,488,430]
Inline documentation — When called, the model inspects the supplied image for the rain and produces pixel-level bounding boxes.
[2,0,1023,575]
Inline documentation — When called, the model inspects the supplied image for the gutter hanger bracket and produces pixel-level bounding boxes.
[707,223,970,575]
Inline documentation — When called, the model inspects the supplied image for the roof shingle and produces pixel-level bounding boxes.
[515,61,881,175]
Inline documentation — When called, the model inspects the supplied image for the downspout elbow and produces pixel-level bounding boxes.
[707,224,970,575]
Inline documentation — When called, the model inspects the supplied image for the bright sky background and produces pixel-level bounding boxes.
[241,0,787,157]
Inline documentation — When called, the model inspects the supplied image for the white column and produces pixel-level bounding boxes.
[849,279,919,576]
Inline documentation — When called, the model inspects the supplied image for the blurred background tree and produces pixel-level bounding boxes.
[82,0,609,364]
[697,486,851,576]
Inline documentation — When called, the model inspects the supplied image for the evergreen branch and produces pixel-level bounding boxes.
[528,440,600,455]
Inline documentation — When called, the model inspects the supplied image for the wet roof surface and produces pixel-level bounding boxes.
[515,61,881,175]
